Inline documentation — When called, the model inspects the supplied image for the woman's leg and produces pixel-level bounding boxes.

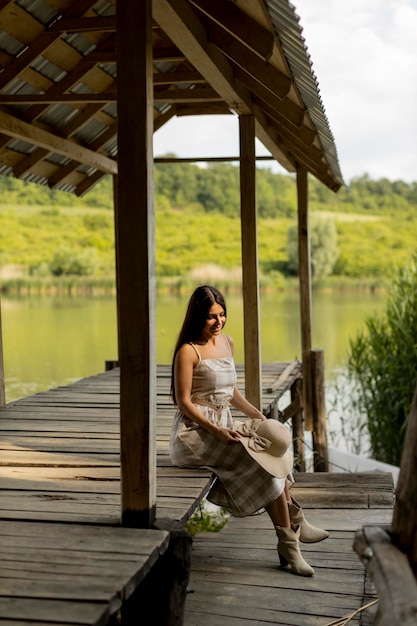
[265,491,291,527]
[265,492,314,577]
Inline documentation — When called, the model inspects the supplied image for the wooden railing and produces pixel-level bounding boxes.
[264,350,329,473]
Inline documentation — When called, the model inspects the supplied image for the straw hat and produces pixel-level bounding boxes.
[233,418,293,478]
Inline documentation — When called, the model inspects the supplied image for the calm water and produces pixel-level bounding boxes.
[0,290,385,404]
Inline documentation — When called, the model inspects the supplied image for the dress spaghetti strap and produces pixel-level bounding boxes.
[188,342,201,362]
[223,333,233,355]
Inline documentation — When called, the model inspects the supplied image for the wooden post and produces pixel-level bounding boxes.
[0,294,5,406]
[239,114,262,409]
[116,0,157,527]
[291,378,305,471]
[392,382,417,574]
[311,349,328,471]
[296,165,313,431]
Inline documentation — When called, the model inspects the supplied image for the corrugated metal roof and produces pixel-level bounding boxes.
[265,0,344,186]
[0,0,344,194]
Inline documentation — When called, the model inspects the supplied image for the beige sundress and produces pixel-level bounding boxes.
[169,336,289,517]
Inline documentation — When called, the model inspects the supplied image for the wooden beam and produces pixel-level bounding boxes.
[239,114,262,409]
[190,0,275,61]
[48,15,117,33]
[75,169,106,196]
[232,65,304,127]
[49,121,117,188]
[175,101,231,115]
[0,109,117,174]
[153,0,251,113]
[154,87,222,103]
[205,21,291,102]
[153,70,206,85]
[116,0,157,527]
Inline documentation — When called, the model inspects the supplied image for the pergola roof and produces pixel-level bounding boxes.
[0,0,344,196]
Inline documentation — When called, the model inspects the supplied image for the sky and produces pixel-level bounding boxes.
[153,0,417,185]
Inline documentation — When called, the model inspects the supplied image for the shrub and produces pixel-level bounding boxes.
[346,254,417,465]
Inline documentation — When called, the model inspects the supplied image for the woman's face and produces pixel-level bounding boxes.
[201,302,226,341]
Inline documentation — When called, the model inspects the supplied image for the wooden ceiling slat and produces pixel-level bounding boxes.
[0,32,62,89]
[13,148,50,178]
[153,47,187,63]
[21,37,117,124]
[208,23,291,100]
[0,94,116,104]
[153,70,206,85]
[49,160,81,188]
[191,0,274,61]
[234,68,304,127]
[0,1,15,12]
[252,95,314,145]
[153,86,222,103]
[153,0,251,114]
[175,102,231,116]
[48,15,117,33]
[50,121,117,188]
[0,4,44,44]
[0,0,100,90]
[75,169,106,197]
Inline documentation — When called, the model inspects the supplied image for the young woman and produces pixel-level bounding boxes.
[170,285,328,576]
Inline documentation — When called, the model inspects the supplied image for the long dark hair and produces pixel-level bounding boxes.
[170,285,227,404]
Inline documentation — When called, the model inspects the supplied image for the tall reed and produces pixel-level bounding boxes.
[347,255,417,465]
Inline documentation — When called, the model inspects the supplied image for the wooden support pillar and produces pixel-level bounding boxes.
[239,114,262,409]
[291,378,305,471]
[0,295,5,406]
[311,349,328,471]
[296,165,313,431]
[116,0,156,527]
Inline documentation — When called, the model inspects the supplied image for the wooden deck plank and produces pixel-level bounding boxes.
[183,473,393,626]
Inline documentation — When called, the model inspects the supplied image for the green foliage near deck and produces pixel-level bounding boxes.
[346,254,417,465]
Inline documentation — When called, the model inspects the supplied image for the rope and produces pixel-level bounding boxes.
[293,435,356,474]
[323,598,378,625]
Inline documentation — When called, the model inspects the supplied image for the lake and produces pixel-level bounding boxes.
[1,289,385,403]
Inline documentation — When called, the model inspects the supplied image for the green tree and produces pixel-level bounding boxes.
[50,246,98,276]
[286,216,339,278]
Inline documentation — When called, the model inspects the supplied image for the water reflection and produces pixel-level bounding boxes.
[1,291,385,404]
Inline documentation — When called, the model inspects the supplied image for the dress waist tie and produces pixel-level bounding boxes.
[193,398,230,425]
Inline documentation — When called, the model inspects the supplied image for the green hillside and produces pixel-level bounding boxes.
[0,161,416,291]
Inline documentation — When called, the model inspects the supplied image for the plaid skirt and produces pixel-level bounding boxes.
[170,417,289,517]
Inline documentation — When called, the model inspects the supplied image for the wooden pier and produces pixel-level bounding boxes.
[0,364,395,624]
[184,472,394,626]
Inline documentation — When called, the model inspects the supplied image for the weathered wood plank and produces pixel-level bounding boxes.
[354,525,417,626]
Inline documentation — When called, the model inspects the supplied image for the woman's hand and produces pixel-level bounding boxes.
[213,426,242,445]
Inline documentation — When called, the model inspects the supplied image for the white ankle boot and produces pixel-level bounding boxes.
[288,497,329,543]
[275,525,314,577]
